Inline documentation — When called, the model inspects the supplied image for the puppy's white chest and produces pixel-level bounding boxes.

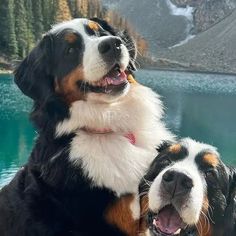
[69,132,156,196]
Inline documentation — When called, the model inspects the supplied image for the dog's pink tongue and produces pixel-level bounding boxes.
[154,205,182,235]
[105,71,127,85]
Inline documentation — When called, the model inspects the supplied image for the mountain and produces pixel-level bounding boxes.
[102,0,236,73]
[102,0,236,51]
[171,0,236,33]
[158,9,236,74]
[102,0,193,52]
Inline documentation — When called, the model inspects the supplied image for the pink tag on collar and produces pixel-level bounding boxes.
[125,133,136,145]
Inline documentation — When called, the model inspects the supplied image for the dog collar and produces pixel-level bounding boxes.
[80,128,136,145]
[124,133,136,145]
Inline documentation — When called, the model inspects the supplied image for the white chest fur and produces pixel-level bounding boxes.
[56,85,174,196]
[70,131,157,195]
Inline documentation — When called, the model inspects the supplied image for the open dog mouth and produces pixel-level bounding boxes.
[77,64,128,94]
[148,205,186,236]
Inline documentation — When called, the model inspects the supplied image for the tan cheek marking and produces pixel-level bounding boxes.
[203,153,219,167]
[55,66,86,104]
[196,196,213,236]
[105,194,139,236]
[127,74,137,84]
[139,194,149,234]
[88,21,99,31]
[64,33,78,43]
[169,144,182,154]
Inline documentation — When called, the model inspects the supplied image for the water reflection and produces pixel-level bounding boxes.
[137,70,236,165]
[0,70,236,187]
[0,74,34,187]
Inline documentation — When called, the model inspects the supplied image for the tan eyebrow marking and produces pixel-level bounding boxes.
[88,21,100,31]
[169,144,182,154]
[203,153,219,167]
[64,33,78,43]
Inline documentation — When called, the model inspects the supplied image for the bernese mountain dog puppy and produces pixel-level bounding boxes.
[139,138,236,236]
[0,18,174,236]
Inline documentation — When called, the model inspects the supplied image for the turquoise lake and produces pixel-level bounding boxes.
[0,70,236,188]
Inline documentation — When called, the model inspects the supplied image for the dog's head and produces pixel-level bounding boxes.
[140,138,236,236]
[14,18,137,129]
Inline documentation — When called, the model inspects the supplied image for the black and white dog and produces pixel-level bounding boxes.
[140,138,236,236]
[0,18,173,236]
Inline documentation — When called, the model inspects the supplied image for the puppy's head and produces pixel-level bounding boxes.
[14,18,137,106]
[140,138,235,236]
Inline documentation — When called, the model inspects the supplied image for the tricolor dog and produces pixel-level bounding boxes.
[0,18,173,236]
[139,138,236,236]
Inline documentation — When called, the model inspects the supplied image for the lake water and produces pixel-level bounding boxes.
[0,70,236,188]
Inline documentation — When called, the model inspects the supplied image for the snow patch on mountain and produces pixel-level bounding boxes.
[166,0,195,47]
[169,34,195,48]
[166,0,194,21]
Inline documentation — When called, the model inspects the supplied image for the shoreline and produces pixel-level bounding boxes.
[1,67,236,77]
[142,67,236,77]
[0,69,13,74]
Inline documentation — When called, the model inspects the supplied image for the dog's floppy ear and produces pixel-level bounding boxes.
[90,17,116,35]
[14,34,54,101]
[91,17,137,71]
[223,168,236,235]
[157,141,173,153]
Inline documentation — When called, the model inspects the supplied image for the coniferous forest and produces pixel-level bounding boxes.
[0,0,148,65]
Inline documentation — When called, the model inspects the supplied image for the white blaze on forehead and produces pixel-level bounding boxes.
[50,18,89,36]
[148,138,219,225]
[180,138,218,158]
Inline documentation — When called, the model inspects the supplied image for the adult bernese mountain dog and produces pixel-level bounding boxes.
[139,138,236,236]
[0,18,174,236]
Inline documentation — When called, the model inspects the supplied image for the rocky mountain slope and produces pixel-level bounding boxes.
[102,0,192,51]
[158,9,236,73]
[102,0,236,50]
[171,0,236,33]
[102,0,236,73]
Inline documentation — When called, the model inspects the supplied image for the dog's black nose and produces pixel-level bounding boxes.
[98,37,122,59]
[162,170,193,197]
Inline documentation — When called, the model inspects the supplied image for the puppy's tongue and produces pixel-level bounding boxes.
[154,205,183,235]
[104,71,127,85]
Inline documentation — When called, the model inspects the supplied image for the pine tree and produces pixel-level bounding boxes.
[55,0,72,23]
[42,0,57,31]
[68,0,79,18]
[8,0,18,57]
[24,0,35,54]
[32,0,44,41]
[0,0,18,57]
[14,0,28,58]
[77,0,89,17]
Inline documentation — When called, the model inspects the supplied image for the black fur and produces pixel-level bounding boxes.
[0,18,137,236]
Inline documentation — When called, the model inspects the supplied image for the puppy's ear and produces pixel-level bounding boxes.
[223,168,236,235]
[157,141,173,153]
[90,17,117,35]
[91,18,137,71]
[14,34,54,101]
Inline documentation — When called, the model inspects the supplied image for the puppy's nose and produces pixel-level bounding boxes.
[98,37,122,59]
[162,170,193,197]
